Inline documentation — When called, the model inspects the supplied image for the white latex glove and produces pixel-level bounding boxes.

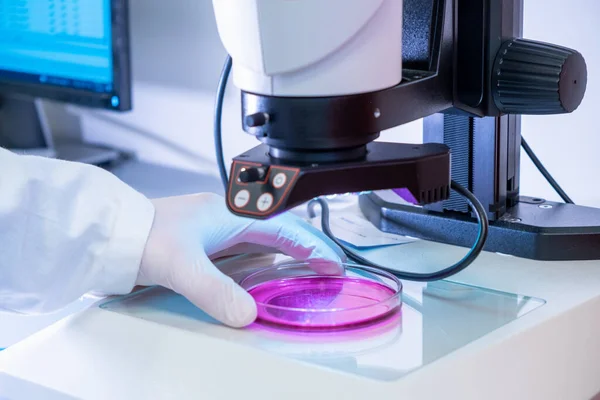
[137,193,345,327]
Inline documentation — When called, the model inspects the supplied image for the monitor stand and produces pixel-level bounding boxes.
[0,95,121,165]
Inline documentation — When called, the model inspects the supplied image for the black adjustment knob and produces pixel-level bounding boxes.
[238,167,266,183]
[492,39,587,114]
[245,112,270,127]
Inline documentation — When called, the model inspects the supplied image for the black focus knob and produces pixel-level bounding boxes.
[492,39,587,114]
[238,167,266,183]
[245,112,270,127]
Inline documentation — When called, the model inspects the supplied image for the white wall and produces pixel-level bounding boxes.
[61,0,599,206]
[69,0,258,173]
[521,0,600,206]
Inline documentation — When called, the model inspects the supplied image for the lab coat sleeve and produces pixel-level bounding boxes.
[0,148,155,314]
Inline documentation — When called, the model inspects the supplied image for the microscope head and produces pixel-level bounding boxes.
[212,0,587,219]
[212,0,404,163]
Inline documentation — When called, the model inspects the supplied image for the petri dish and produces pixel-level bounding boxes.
[240,262,402,330]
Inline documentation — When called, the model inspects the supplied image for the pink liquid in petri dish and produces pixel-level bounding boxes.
[248,275,401,329]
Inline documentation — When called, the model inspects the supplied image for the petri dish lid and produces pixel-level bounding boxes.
[241,261,402,330]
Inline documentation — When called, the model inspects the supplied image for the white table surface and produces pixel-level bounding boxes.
[1,234,600,400]
[1,163,599,399]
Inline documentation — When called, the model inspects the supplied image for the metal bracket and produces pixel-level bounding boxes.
[360,192,600,261]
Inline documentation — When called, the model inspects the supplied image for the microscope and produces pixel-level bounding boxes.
[212,0,599,262]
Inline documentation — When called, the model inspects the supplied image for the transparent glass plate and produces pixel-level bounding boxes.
[100,272,544,381]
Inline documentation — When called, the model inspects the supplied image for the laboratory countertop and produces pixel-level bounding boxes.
[108,158,224,198]
[2,225,600,399]
[1,161,600,399]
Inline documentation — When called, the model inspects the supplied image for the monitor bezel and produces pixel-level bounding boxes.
[0,0,131,111]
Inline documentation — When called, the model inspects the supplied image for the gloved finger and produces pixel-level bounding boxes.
[211,243,280,258]
[172,250,257,328]
[299,218,347,262]
[212,252,278,281]
[237,214,346,275]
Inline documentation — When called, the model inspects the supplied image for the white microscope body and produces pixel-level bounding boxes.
[211,0,403,96]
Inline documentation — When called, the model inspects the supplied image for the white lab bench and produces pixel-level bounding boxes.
[1,162,600,400]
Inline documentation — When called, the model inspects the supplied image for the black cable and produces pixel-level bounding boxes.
[308,181,489,282]
[214,55,232,191]
[214,56,489,282]
[521,136,574,204]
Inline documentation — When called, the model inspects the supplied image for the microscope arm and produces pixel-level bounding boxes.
[211,0,586,224]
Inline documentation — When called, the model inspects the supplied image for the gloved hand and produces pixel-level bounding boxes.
[137,193,345,327]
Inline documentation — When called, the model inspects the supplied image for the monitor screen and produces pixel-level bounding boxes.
[0,0,130,110]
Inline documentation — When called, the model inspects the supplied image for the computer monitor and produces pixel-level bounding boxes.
[0,0,130,161]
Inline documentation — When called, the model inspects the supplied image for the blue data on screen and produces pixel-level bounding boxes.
[0,0,113,90]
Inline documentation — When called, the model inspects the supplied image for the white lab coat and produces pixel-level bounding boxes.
[0,147,155,314]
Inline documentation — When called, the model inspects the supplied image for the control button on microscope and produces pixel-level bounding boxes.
[256,193,274,212]
[234,189,251,208]
[238,167,266,183]
[272,172,287,189]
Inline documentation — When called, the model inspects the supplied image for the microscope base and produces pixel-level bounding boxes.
[359,192,600,261]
